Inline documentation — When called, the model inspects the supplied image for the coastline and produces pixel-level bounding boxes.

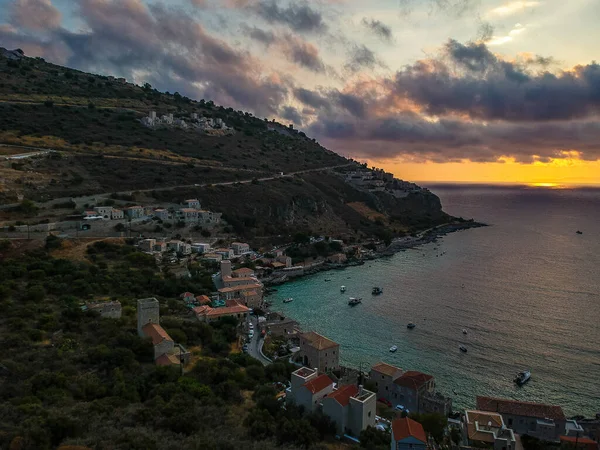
[263,220,487,289]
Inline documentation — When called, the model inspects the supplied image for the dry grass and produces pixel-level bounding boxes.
[347,201,387,222]
[51,237,125,261]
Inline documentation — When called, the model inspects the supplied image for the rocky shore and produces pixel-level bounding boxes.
[263,220,487,290]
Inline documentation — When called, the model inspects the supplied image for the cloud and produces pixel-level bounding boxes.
[487,23,526,46]
[488,1,540,17]
[4,0,289,116]
[398,0,481,18]
[361,18,393,42]
[242,24,276,46]
[250,1,326,33]
[280,105,304,125]
[292,39,600,163]
[282,35,326,72]
[309,114,600,163]
[10,0,62,31]
[345,44,381,72]
[390,39,600,122]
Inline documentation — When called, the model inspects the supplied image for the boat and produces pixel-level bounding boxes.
[462,329,468,335]
[324,278,331,282]
[348,297,362,306]
[340,286,346,292]
[372,287,383,295]
[576,230,583,235]
[389,345,398,352]
[459,345,468,353]
[283,298,294,303]
[407,323,416,329]
[514,369,531,386]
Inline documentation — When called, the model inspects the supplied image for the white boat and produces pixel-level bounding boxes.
[514,369,531,386]
[283,298,293,303]
[348,297,362,306]
[462,328,468,335]
[340,285,346,292]
[389,345,398,352]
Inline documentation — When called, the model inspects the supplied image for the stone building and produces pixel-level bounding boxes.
[476,396,571,442]
[392,371,435,413]
[137,298,188,365]
[288,367,334,413]
[321,384,376,437]
[85,301,122,319]
[369,362,403,402]
[299,331,340,373]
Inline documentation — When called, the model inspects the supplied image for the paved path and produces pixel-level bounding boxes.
[245,316,271,366]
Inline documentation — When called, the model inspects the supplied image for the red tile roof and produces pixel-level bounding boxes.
[372,362,403,377]
[196,295,211,305]
[394,371,434,390]
[302,374,333,394]
[142,323,173,345]
[476,396,566,421]
[392,418,427,443]
[155,353,180,366]
[233,268,254,274]
[180,291,194,298]
[560,436,598,449]
[327,385,359,407]
[301,331,339,350]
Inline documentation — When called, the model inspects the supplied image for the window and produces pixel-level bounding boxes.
[385,386,388,391]
[368,411,372,417]
[508,418,513,427]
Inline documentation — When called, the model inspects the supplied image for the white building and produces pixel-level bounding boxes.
[111,209,124,220]
[191,243,211,254]
[321,385,376,438]
[179,208,199,222]
[94,206,113,219]
[463,410,516,450]
[184,199,201,209]
[231,242,250,255]
[288,367,334,412]
[153,208,169,220]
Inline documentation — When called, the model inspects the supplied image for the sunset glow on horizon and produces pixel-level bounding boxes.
[2,0,600,184]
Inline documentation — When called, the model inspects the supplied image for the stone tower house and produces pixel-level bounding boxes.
[137,297,160,336]
[220,260,232,278]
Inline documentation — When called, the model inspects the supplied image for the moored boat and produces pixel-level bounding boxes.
[340,285,346,292]
[372,287,383,295]
[407,323,416,329]
[283,298,294,303]
[348,297,362,306]
[514,369,531,385]
[459,345,468,353]
[462,328,468,335]
[389,345,398,352]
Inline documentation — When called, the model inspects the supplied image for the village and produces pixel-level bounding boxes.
[83,233,600,450]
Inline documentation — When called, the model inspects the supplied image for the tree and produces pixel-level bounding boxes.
[450,426,462,446]
[359,426,390,449]
[410,412,447,444]
[114,223,126,232]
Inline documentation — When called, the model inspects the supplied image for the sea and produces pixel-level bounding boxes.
[270,184,600,417]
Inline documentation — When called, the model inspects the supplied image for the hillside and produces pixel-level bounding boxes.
[0,49,450,239]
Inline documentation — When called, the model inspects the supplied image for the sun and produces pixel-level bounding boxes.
[527,182,567,189]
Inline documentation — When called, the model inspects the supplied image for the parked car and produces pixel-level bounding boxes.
[248,331,254,339]
[242,344,248,353]
[377,398,392,407]
[395,405,409,413]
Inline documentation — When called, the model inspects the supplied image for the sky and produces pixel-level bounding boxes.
[1,0,600,185]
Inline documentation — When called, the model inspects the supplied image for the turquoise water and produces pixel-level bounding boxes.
[271,185,600,416]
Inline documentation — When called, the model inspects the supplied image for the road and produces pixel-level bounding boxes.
[0,141,354,209]
[245,315,271,366]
